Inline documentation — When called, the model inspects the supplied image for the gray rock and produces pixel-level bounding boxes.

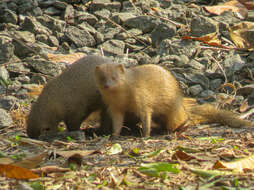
[0,108,13,128]
[98,39,125,56]
[0,96,19,110]
[17,75,31,84]
[111,12,136,24]
[224,54,245,72]
[26,58,64,77]
[190,16,218,37]
[157,39,198,57]
[21,16,52,35]
[124,16,158,33]
[151,23,176,47]
[0,66,9,81]
[0,9,18,24]
[30,75,47,84]
[188,84,203,96]
[37,15,65,33]
[188,59,205,70]
[0,36,14,64]
[53,0,68,10]
[210,79,223,91]
[64,5,75,24]
[6,62,30,74]
[76,12,98,26]
[160,55,189,67]
[94,9,111,19]
[64,26,96,47]
[44,7,61,16]
[17,0,40,15]
[17,183,33,190]
[200,90,215,98]
[183,73,209,88]
[89,0,121,12]
[36,34,48,44]
[48,35,59,47]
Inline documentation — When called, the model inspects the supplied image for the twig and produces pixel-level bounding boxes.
[147,13,185,28]
[208,55,228,84]
[239,107,254,120]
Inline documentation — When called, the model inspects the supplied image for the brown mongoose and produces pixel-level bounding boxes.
[94,63,253,137]
[27,55,115,139]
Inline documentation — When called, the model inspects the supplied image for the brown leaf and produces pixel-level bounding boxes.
[213,155,254,172]
[229,22,254,50]
[240,101,249,113]
[203,0,248,19]
[31,166,71,174]
[172,150,195,161]
[0,164,39,179]
[47,53,85,65]
[14,152,48,169]
[56,150,100,158]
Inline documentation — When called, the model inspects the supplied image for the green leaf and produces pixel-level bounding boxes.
[138,162,180,179]
[190,168,231,179]
[107,143,122,155]
[143,149,162,158]
[30,181,44,190]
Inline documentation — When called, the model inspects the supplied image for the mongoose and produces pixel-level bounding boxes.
[94,63,253,137]
[27,55,115,139]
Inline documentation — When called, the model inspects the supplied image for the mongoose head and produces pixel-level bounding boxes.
[95,63,126,91]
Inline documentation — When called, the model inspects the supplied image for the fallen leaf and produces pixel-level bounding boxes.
[172,150,196,161]
[47,52,85,64]
[240,100,249,113]
[190,168,231,179]
[229,22,254,50]
[107,143,123,155]
[0,164,39,179]
[32,165,71,174]
[14,152,47,169]
[203,0,248,19]
[212,155,254,172]
[0,157,14,165]
[56,150,99,158]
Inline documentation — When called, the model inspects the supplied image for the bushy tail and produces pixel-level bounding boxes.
[182,98,254,128]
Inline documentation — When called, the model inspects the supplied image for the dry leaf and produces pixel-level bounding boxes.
[32,166,70,174]
[0,157,15,165]
[0,164,38,179]
[213,155,254,172]
[14,152,48,169]
[47,53,85,64]
[172,150,195,161]
[229,22,254,50]
[239,101,249,113]
[203,0,248,19]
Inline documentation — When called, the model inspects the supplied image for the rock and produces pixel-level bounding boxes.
[0,66,9,81]
[89,0,121,12]
[188,59,205,70]
[200,90,215,98]
[44,7,61,16]
[111,12,136,24]
[37,15,65,33]
[64,4,75,24]
[188,84,203,96]
[94,9,111,19]
[210,79,223,91]
[17,0,41,15]
[76,12,98,26]
[26,58,64,77]
[0,36,14,64]
[64,26,96,47]
[21,16,52,35]
[0,9,18,24]
[190,16,218,37]
[0,108,13,129]
[98,39,125,56]
[0,96,19,110]
[151,23,176,47]
[6,62,30,74]
[124,16,158,33]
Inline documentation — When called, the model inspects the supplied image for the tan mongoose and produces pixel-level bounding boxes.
[94,63,253,137]
[27,55,115,139]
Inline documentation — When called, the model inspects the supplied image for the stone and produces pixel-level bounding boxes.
[190,16,218,37]
[22,16,52,35]
[0,36,14,64]
[0,66,9,81]
[151,23,176,47]
[0,9,18,24]
[124,16,158,33]
[0,96,19,110]
[188,84,203,96]
[64,26,96,47]
[0,108,13,129]
[98,39,125,56]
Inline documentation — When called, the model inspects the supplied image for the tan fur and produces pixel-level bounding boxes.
[95,64,253,137]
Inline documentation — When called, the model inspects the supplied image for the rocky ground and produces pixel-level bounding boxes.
[1,0,254,189]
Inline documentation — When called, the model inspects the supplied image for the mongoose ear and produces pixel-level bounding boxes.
[117,64,125,73]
